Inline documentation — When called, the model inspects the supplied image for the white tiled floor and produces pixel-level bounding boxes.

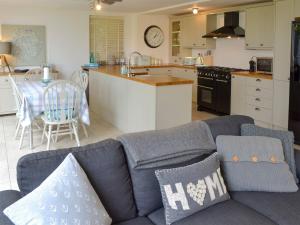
[0,108,217,192]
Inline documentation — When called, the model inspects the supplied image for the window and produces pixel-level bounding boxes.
[90,16,124,64]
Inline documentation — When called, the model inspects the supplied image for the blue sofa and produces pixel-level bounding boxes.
[1,115,300,225]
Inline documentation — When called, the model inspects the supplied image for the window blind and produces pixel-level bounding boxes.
[90,16,124,64]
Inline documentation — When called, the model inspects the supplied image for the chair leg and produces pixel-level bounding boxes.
[72,122,80,147]
[81,122,88,138]
[55,125,60,143]
[41,124,46,144]
[15,120,21,140]
[19,126,26,150]
[46,125,52,151]
[69,123,73,140]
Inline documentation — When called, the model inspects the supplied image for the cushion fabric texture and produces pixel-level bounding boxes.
[16,139,136,223]
[241,124,298,183]
[155,153,230,225]
[216,136,298,192]
[127,115,254,217]
[231,187,300,225]
[147,201,276,225]
[4,154,112,225]
[0,191,22,225]
[118,121,216,169]
[113,217,154,225]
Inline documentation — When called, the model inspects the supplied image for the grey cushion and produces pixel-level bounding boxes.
[113,217,154,225]
[0,191,22,225]
[155,153,230,225]
[216,136,298,192]
[148,200,276,225]
[205,115,254,140]
[128,115,254,217]
[231,187,300,225]
[16,139,137,223]
[241,124,298,183]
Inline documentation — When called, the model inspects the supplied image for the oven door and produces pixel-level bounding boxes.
[197,84,216,111]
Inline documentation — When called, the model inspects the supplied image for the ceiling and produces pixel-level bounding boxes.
[0,0,271,14]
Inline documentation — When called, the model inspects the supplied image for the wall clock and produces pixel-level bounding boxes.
[144,25,165,48]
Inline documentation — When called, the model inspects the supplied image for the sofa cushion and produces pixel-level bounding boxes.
[148,200,276,225]
[16,139,136,223]
[0,191,22,225]
[113,217,154,225]
[231,188,300,225]
[128,115,254,217]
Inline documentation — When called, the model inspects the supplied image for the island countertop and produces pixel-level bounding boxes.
[90,65,194,87]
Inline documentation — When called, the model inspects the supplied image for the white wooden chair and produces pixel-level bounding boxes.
[70,70,89,137]
[41,80,82,150]
[24,68,42,81]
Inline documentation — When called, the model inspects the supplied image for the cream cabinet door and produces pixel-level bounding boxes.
[274,0,294,81]
[246,7,260,48]
[0,76,16,115]
[295,0,300,17]
[273,80,290,129]
[231,75,247,115]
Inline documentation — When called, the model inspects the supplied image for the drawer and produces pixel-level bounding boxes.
[0,76,12,89]
[246,95,273,109]
[246,104,273,124]
[247,86,273,99]
[247,77,273,90]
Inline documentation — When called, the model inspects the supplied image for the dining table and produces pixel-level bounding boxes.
[16,80,90,149]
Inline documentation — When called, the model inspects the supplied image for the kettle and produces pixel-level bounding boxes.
[196,53,204,66]
[249,56,256,72]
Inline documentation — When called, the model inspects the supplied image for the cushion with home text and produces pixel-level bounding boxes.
[155,153,230,225]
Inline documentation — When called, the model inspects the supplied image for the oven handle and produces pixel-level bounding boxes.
[198,85,214,90]
[199,77,213,81]
[216,79,228,83]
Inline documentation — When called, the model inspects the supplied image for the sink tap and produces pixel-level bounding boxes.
[128,51,142,77]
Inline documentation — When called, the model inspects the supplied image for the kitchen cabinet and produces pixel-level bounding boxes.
[172,68,198,103]
[231,74,274,128]
[295,0,300,17]
[231,75,247,115]
[0,76,16,115]
[245,4,274,49]
[181,14,216,49]
[274,0,294,81]
[273,80,290,130]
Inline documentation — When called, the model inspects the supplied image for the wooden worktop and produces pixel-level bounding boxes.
[90,65,194,86]
[131,64,197,70]
[232,71,273,80]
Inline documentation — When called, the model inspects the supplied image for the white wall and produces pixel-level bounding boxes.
[124,14,170,63]
[0,6,89,78]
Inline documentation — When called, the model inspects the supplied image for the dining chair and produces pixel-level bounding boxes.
[70,70,89,137]
[24,68,42,81]
[9,75,34,149]
[41,80,82,150]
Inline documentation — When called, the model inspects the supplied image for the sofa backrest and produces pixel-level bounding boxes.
[17,139,137,223]
[126,115,254,216]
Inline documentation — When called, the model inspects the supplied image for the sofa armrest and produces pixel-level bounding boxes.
[0,190,22,225]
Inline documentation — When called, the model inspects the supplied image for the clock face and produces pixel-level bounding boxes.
[144,25,164,48]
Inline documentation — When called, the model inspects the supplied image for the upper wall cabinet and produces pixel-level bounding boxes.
[181,14,216,49]
[245,4,274,49]
[295,0,300,17]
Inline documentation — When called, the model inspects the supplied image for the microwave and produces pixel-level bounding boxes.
[256,57,273,74]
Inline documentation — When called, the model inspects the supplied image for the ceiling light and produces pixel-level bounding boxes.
[192,8,199,15]
[95,0,102,10]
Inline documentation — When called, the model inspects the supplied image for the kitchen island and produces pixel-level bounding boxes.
[89,66,193,133]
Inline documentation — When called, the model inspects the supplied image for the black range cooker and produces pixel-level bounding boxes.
[197,66,243,115]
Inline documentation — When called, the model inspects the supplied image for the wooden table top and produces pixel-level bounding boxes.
[90,66,194,87]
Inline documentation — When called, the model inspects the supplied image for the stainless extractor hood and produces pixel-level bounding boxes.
[203,11,245,38]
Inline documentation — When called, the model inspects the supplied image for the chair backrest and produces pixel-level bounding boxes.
[71,70,88,90]
[25,68,42,81]
[44,80,82,123]
[8,75,22,112]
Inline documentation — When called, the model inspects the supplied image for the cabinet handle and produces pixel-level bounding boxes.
[256,79,261,82]
[4,79,8,82]
[246,43,249,46]
[255,107,261,111]
[146,68,150,71]
[256,88,261,92]
[255,98,261,102]
[260,43,264,46]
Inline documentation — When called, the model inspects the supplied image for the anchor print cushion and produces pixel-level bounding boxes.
[3,153,112,225]
[155,153,230,225]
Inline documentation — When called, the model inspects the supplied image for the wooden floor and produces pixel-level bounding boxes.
[0,107,217,191]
